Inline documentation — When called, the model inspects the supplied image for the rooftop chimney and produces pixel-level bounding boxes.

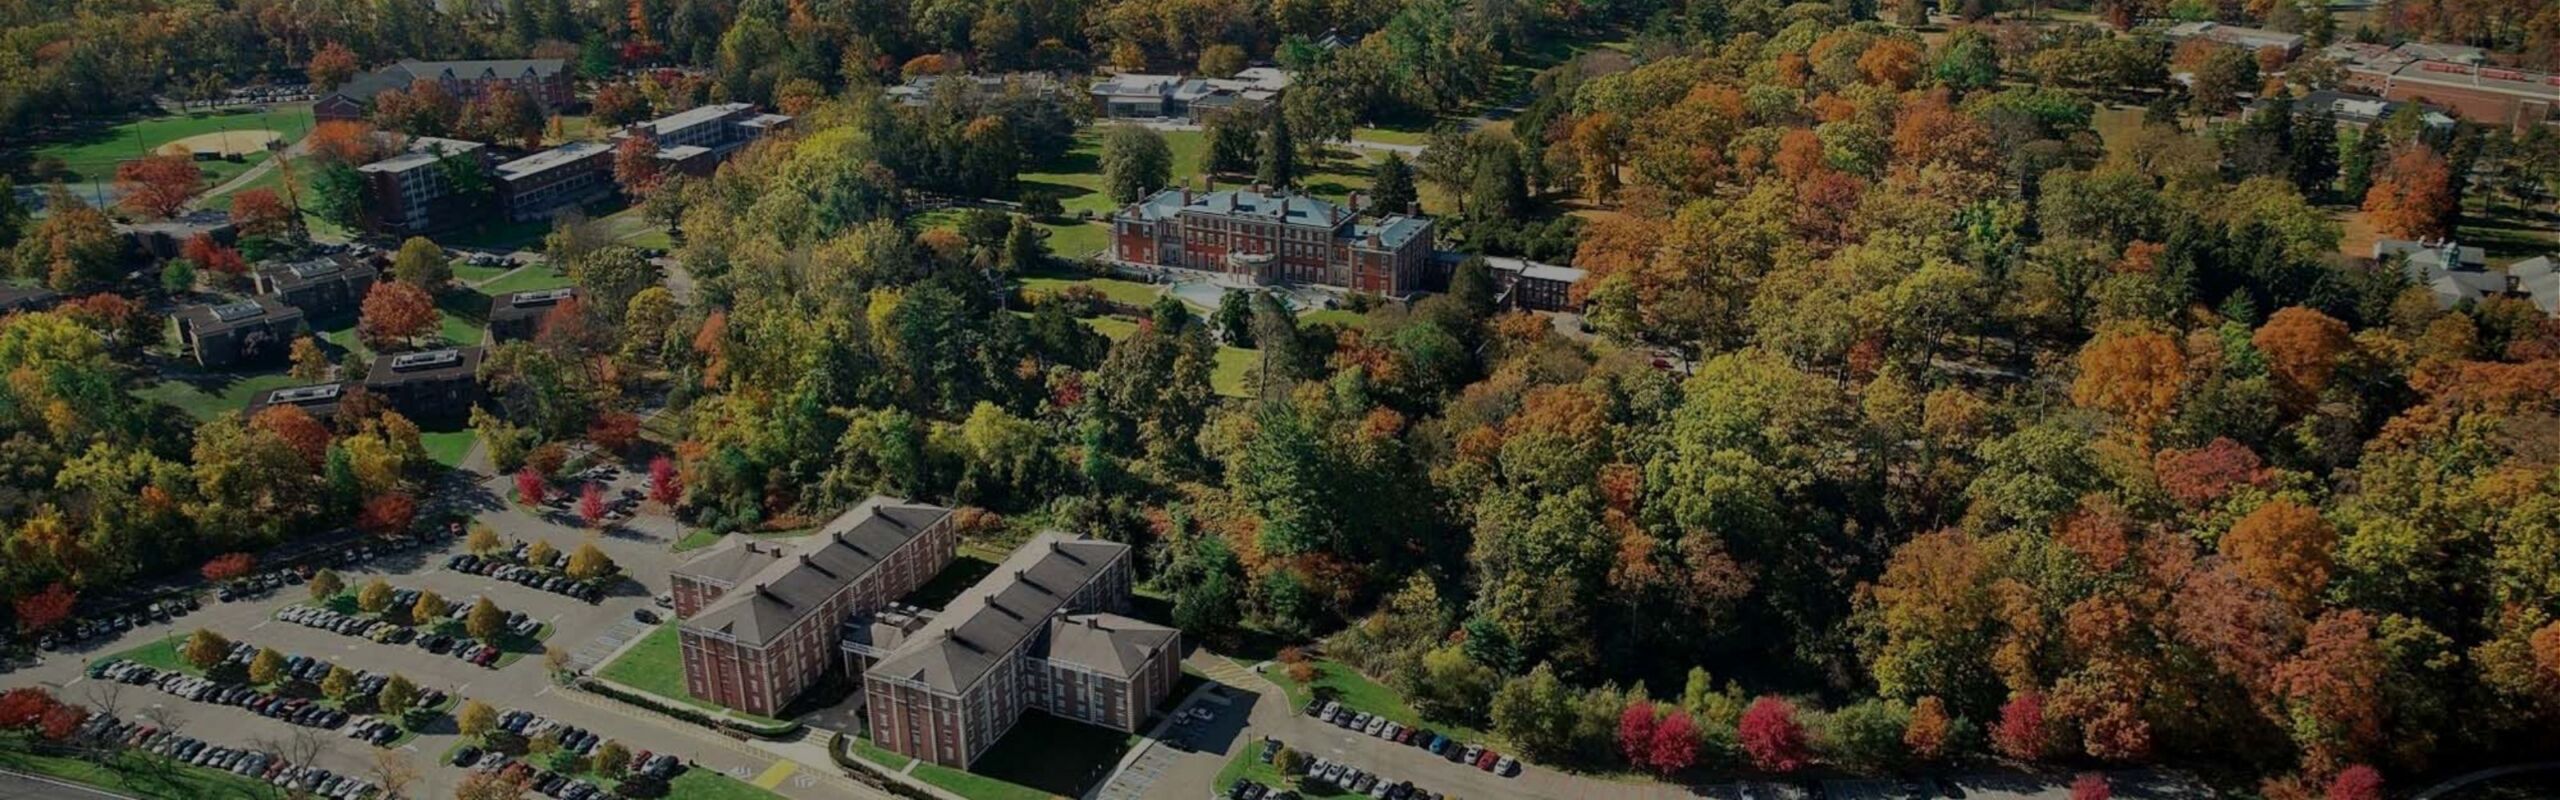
[800,554,838,579]
[755,585,793,609]
[1406,200,1420,217]
[1349,191,1364,213]
[1181,185,1193,205]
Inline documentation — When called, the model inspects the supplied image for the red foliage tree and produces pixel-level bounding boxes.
[1646,707,1701,775]
[36,703,86,741]
[2326,765,2383,800]
[2275,611,2387,772]
[1737,696,1809,772]
[587,411,642,454]
[647,455,682,507]
[359,280,439,349]
[613,133,667,195]
[201,552,256,582]
[252,404,333,467]
[1618,702,1658,766]
[360,492,418,537]
[578,482,607,528]
[0,688,55,729]
[12,582,76,632]
[1993,692,2051,761]
[2070,773,2111,800]
[182,233,247,276]
[308,120,388,166]
[516,468,548,505]
[307,41,361,90]
[229,189,295,237]
[2154,438,2267,509]
[115,155,203,219]
[2363,143,2455,239]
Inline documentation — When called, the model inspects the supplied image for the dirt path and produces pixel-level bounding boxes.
[189,133,311,212]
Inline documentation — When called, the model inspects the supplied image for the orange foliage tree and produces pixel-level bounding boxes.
[307,42,361,90]
[2252,307,2354,411]
[2072,324,2188,437]
[2361,143,2454,239]
[114,155,202,219]
[2220,498,2336,609]
[229,189,294,237]
[359,281,440,349]
[309,120,389,165]
[181,233,247,275]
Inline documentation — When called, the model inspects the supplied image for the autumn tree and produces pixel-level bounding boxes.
[391,236,451,291]
[115,155,202,219]
[2222,498,2336,609]
[12,583,74,632]
[2274,611,2386,771]
[2252,307,2353,411]
[647,455,682,506]
[1905,696,1953,761]
[467,597,506,642]
[613,133,667,195]
[526,539,559,567]
[182,233,247,277]
[458,700,497,739]
[182,628,232,671]
[321,665,354,700]
[309,569,344,601]
[357,578,393,614]
[1738,696,1810,772]
[248,647,286,685]
[378,674,419,717]
[360,492,416,537]
[2327,765,2383,800]
[2362,143,2455,239]
[566,541,613,580]
[200,552,255,582]
[288,336,332,381]
[2071,324,2188,438]
[230,189,295,237]
[578,483,607,528]
[1101,125,1172,203]
[307,42,360,90]
[359,280,440,349]
[1993,692,2052,761]
[2070,773,2111,800]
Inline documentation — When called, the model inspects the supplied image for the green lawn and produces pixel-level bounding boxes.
[1019,127,1207,217]
[596,623,790,726]
[846,735,911,769]
[1255,657,1487,741]
[30,103,315,183]
[908,761,1060,800]
[594,207,676,250]
[1085,317,1138,341]
[1019,274,1162,307]
[452,258,513,285]
[420,429,476,467]
[132,370,303,422]
[0,735,290,800]
[97,637,189,673]
[670,769,788,800]
[673,529,723,552]
[1351,127,1431,147]
[1212,346,1254,398]
[1037,220,1109,258]
[479,266,574,296]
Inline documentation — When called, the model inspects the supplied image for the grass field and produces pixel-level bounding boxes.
[0,735,289,800]
[1019,127,1208,217]
[669,769,788,800]
[132,370,303,422]
[1352,127,1432,146]
[479,266,574,296]
[1253,656,1486,741]
[596,623,795,725]
[1085,317,1138,341]
[1019,274,1162,307]
[1212,346,1254,398]
[98,636,189,673]
[1038,220,1109,258]
[29,104,316,185]
[453,258,514,285]
[421,430,476,467]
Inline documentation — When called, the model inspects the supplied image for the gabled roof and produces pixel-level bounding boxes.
[1038,614,1178,678]
[331,59,566,104]
[865,531,1128,694]
[679,499,953,647]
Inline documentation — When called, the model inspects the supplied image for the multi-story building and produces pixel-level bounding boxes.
[488,287,578,341]
[253,254,379,318]
[2327,42,2560,129]
[1433,253,1591,312]
[2162,21,2304,58]
[175,297,305,368]
[614,103,792,175]
[885,74,1064,107]
[1112,186,1436,295]
[2246,90,2456,134]
[358,137,491,234]
[317,59,574,122]
[1089,68,1290,120]
[673,499,958,717]
[244,382,347,423]
[862,531,1179,769]
[360,347,483,420]
[496,142,615,223]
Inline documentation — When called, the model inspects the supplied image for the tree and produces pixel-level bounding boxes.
[308,162,369,230]
[592,83,649,126]
[370,750,421,800]
[308,42,360,90]
[2327,765,2383,800]
[201,552,255,582]
[360,492,417,537]
[230,189,295,238]
[359,281,440,349]
[289,337,332,381]
[310,569,344,601]
[458,700,498,739]
[37,703,86,741]
[182,233,247,277]
[2252,307,2353,411]
[527,538,559,567]
[0,688,54,729]
[160,260,197,294]
[467,525,503,556]
[1003,216,1047,273]
[12,583,74,632]
[17,189,121,292]
[411,590,449,624]
[1647,708,1701,775]
[2071,773,2111,800]
[1371,153,1417,214]
[595,741,631,780]
[114,155,203,220]
[391,237,451,291]
[516,468,548,505]
[2222,499,2337,609]
[566,541,613,580]
[248,647,286,686]
[378,674,419,718]
[1993,692,2051,761]
[2070,325,2187,437]
[578,482,607,528]
[357,578,394,614]
[614,133,668,195]
[1101,126,1173,203]
[2363,143,2456,239]
[455,770,524,800]
[1203,110,1258,176]
[182,629,232,671]
[467,597,505,642]
[647,455,682,506]
[1905,696,1953,761]
[1738,696,1809,772]
[1198,44,1247,77]
[1257,107,1297,188]
[1618,702,1657,766]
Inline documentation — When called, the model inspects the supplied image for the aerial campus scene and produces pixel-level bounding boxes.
[3,0,2560,799]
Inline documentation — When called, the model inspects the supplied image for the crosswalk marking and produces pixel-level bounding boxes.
[751,759,798,789]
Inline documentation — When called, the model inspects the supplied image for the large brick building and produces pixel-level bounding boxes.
[357,136,491,234]
[2327,42,2560,129]
[175,297,304,368]
[253,254,378,318]
[316,59,574,122]
[496,142,615,223]
[613,103,792,176]
[1111,186,1436,295]
[861,531,1180,768]
[672,499,958,717]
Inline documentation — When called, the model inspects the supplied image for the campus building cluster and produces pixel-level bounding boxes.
[316,59,576,122]
[1089,68,1291,120]
[2327,41,2560,129]
[666,501,1180,769]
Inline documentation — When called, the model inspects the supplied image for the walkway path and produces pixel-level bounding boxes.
[189,134,310,212]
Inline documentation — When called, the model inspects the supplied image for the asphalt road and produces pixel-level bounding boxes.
[0,770,137,800]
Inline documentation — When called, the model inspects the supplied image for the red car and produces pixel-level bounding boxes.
[1475,750,1500,770]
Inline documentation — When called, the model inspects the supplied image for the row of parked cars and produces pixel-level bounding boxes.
[488,708,622,761]
[1305,699,1520,777]
[35,595,199,651]
[446,552,607,604]
[1224,778,1298,800]
[279,601,537,668]
[73,714,381,799]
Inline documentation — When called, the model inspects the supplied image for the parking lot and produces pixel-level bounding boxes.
[0,465,854,800]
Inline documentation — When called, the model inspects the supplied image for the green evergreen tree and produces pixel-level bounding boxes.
[1001,216,1047,273]
[2293,106,2339,198]
[2341,127,2380,200]
[1257,107,1296,189]
[0,178,24,250]
[1370,153,1417,216]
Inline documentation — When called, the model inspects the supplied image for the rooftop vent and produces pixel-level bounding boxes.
[208,300,266,323]
[388,349,462,372]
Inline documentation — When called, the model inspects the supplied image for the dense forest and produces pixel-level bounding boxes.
[4,0,2560,795]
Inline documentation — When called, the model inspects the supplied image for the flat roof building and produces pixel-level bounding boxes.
[358,137,491,234]
[2164,22,2305,56]
[612,103,792,175]
[1090,69,1290,120]
[488,287,578,341]
[496,142,615,223]
[2327,41,2560,129]
[244,382,347,422]
[176,296,305,368]
[253,254,379,319]
[361,347,483,419]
